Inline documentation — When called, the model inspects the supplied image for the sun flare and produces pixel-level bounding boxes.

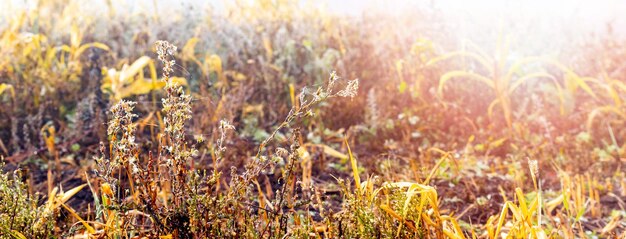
[1,0,626,238]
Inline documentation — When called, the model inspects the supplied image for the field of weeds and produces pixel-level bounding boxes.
[1,0,626,238]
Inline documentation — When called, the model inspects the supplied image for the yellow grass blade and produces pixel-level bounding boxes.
[206,54,226,87]
[10,230,27,239]
[263,36,273,61]
[586,105,626,132]
[503,56,545,81]
[70,24,81,48]
[289,83,296,108]
[59,184,87,205]
[442,227,464,239]
[441,216,466,239]
[298,147,312,190]
[426,147,459,183]
[379,204,417,232]
[41,124,56,155]
[0,83,15,97]
[47,187,59,210]
[494,201,511,239]
[319,144,348,160]
[515,188,531,225]
[114,76,186,100]
[75,42,110,58]
[507,72,556,95]
[121,56,153,84]
[545,194,563,213]
[427,51,493,75]
[182,37,200,59]
[608,79,626,95]
[565,74,599,99]
[438,71,495,97]
[345,139,360,192]
[61,202,96,234]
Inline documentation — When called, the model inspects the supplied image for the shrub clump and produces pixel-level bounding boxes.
[0,161,55,238]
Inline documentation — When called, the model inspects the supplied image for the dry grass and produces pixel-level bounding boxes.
[1,0,626,238]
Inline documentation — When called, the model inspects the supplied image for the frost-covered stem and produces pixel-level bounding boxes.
[155,40,195,205]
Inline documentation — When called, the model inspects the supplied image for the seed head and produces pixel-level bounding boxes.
[337,78,359,98]
[155,40,177,80]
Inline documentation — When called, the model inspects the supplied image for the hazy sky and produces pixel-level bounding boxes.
[3,0,625,39]
[4,0,625,18]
